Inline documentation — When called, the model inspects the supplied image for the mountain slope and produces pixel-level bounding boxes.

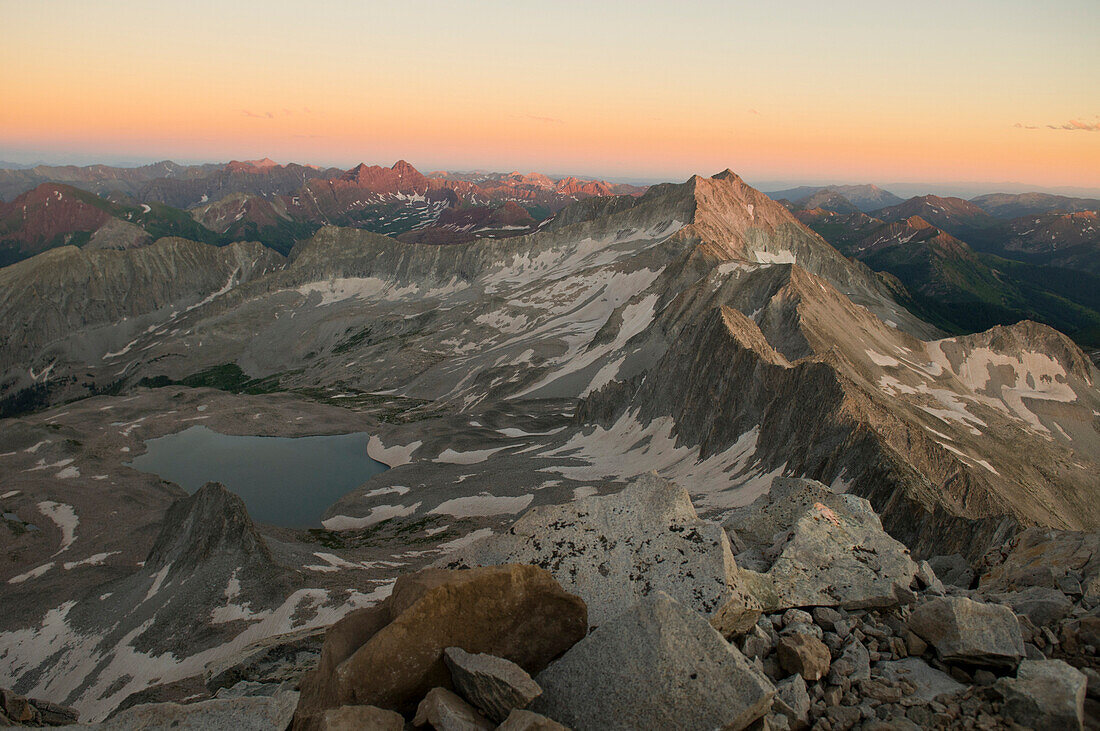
[802,208,1100,346]
[1,168,1097,722]
[970,192,1100,218]
[968,211,1100,274]
[0,183,227,266]
[767,184,904,212]
[873,195,997,241]
[0,238,282,413]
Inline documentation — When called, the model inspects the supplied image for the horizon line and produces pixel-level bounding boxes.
[2,153,1100,200]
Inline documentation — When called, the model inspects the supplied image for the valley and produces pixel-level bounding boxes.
[1,163,1098,728]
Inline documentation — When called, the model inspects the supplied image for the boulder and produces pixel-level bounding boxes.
[444,647,542,722]
[725,478,918,611]
[1,688,37,724]
[531,592,774,731]
[980,528,1100,603]
[874,658,966,702]
[319,705,404,731]
[987,586,1073,627]
[294,565,586,727]
[413,687,494,731]
[439,473,761,635]
[907,596,1024,668]
[772,674,810,728]
[497,709,570,730]
[828,639,869,683]
[928,554,974,588]
[996,659,1087,730]
[90,687,299,730]
[777,634,831,682]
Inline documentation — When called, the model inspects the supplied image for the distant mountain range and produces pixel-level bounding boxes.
[2,160,1098,349]
[765,184,905,212]
[791,190,1100,346]
[0,160,645,261]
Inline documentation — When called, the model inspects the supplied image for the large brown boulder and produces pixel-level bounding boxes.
[293,565,587,728]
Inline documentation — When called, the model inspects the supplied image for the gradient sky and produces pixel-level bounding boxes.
[2,0,1098,190]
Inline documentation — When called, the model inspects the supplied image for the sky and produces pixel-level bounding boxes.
[2,0,1098,192]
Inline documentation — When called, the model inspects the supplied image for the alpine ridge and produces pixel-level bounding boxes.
[0,167,1097,727]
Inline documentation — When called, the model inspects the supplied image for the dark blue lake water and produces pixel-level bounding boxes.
[129,425,388,527]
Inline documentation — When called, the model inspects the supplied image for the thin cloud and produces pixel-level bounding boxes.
[1016,118,1100,132]
[242,109,312,120]
[748,108,761,115]
[525,114,564,125]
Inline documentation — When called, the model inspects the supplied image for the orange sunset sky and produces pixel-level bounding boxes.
[2,0,1098,192]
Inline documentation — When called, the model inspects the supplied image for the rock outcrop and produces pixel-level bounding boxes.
[530,592,775,731]
[979,527,1100,603]
[725,477,919,611]
[293,565,586,727]
[0,688,79,727]
[440,473,761,634]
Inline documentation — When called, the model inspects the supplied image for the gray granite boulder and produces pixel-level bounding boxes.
[444,647,542,722]
[726,478,919,611]
[908,596,1024,668]
[772,674,810,727]
[440,473,761,634]
[875,658,966,702]
[530,592,774,731]
[996,659,1086,730]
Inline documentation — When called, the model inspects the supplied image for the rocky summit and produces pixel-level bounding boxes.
[1,165,1098,730]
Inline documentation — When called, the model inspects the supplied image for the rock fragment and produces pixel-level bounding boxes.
[413,687,494,731]
[443,647,542,722]
[777,634,831,682]
[531,592,774,731]
[907,596,1024,668]
[996,659,1087,730]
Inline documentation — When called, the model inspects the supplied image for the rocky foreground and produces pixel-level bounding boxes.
[3,474,1096,730]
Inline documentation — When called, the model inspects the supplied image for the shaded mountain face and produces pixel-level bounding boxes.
[766,184,904,213]
[796,189,861,214]
[970,192,1100,219]
[971,211,1100,275]
[871,195,998,240]
[188,193,319,256]
[0,183,223,266]
[0,238,282,411]
[1,168,1097,722]
[801,207,1100,347]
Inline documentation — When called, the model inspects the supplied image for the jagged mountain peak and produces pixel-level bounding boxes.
[710,168,745,184]
[391,159,419,177]
[145,482,274,575]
